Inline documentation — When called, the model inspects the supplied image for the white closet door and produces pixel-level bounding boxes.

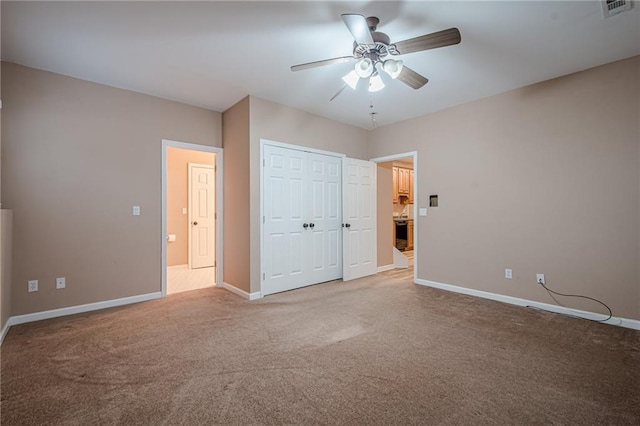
[263,145,309,295]
[262,145,343,296]
[343,158,377,281]
[307,153,343,285]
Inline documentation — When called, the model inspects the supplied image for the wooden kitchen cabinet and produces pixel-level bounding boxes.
[407,220,414,251]
[393,166,413,203]
[398,168,410,195]
[392,167,399,203]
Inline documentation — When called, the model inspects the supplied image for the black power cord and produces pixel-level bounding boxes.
[536,279,612,323]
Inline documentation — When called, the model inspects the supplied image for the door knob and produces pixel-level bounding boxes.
[193,221,198,225]
[345,223,351,228]
[309,223,315,228]
[303,223,309,229]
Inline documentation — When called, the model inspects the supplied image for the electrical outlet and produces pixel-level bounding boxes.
[28,280,38,292]
[536,274,545,285]
[505,269,512,279]
[56,277,66,289]
[132,205,141,216]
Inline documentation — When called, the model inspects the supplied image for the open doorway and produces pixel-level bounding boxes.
[161,140,223,296]
[371,152,417,282]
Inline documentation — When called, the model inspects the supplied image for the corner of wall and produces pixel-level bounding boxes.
[221,96,252,293]
[1,210,13,336]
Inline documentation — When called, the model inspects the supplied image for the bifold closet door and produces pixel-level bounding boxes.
[262,145,342,296]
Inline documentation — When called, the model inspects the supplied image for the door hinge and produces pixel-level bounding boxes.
[263,273,265,280]
[263,158,265,167]
[263,216,265,224]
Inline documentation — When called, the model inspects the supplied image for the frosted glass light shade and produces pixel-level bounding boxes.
[383,59,403,79]
[354,58,374,78]
[368,73,385,92]
[342,70,360,89]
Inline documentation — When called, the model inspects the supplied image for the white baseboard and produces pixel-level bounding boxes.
[415,279,640,331]
[0,320,11,345]
[377,264,395,273]
[222,282,262,300]
[8,292,163,327]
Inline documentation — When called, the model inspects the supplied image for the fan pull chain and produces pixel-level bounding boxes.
[369,101,377,128]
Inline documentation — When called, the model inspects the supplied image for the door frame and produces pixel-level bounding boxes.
[259,139,345,295]
[161,139,224,297]
[369,151,418,283]
[188,163,216,270]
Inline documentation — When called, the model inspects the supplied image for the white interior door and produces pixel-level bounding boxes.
[262,145,342,296]
[307,152,343,285]
[263,145,307,294]
[189,163,215,269]
[343,158,377,281]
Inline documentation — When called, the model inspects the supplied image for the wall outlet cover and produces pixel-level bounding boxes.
[536,273,545,285]
[56,277,66,289]
[505,269,512,279]
[28,280,38,292]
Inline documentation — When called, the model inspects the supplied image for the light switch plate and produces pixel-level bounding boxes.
[133,206,141,216]
[419,208,427,216]
[182,208,187,215]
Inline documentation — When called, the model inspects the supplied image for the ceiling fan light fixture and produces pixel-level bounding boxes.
[383,59,404,79]
[354,58,374,78]
[342,70,360,90]
[368,73,385,92]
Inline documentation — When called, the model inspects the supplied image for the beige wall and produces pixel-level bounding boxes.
[377,163,393,267]
[1,62,222,316]
[248,96,369,293]
[369,56,640,320]
[167,147,215,266]
[222,96,250,292]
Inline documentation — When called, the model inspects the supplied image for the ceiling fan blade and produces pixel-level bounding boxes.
[291,56,354,72]
[341,14,374,45]
[329,84,347,102]
[396,66,429,89]
[394,27,461,55]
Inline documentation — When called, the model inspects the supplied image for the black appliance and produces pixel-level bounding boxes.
[395,220,408,251]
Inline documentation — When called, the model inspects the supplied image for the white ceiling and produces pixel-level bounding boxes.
[2,1,639,129]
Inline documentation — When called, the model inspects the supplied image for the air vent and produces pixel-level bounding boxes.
[602,0,632,18]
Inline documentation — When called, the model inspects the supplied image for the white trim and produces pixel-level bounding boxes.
[8,292,162,327]
[260,138,346,159]
[377,264,395,273]
[0,320,11,345]
[415,278,640,330]
[222,282,263,301]
[370,151,418,284]
[162,140,224,298]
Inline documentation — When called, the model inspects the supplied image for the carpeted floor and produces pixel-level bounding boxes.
[1,273,639,425]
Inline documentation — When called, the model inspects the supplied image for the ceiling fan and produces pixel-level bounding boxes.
[291,14,461,100]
